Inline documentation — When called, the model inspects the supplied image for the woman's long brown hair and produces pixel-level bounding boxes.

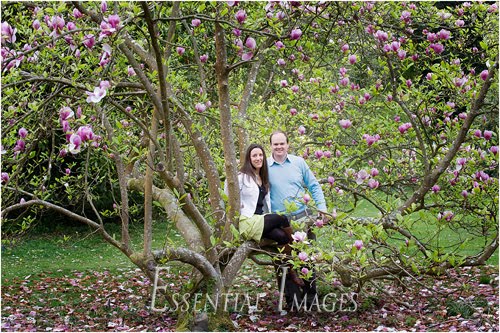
[239,143,270,192]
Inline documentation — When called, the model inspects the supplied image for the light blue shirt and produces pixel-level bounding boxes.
[267,154,327,214]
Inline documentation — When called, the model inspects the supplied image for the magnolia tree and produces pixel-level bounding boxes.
[1,0,498,329]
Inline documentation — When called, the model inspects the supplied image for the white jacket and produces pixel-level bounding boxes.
[224,173,271,218]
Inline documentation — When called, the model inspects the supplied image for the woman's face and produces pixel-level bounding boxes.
[250,147,264,171]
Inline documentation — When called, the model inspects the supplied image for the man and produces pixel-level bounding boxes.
[267,130,328,311]
[268,130,327,218]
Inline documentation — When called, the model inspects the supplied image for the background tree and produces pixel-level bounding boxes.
[1,1,498,329]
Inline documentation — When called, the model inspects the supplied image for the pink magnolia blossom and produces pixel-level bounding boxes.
[99,21,115,40]
[438,29,451,40]
[127,66,136,76]
[330,85,340,94]
[461,190,469,198]
[275,11,286,20]
[314,150,323,159]
[83,34,95,49]
[328,176,335,185]
[301,267,309,275]
[475,171,490,182]
[483,130,493,140]
[354,240,364,250]
[314,219,324,228]
[298,252,308,261]
[61,120,71,133]
[277,58,286,66]
[400,10,411,22]
[303,193,311,203]
[67,21,76,31]
[364,134,380,146]
[235,9,247,24]
[442,211,454,221]
[453,76,467,87]
[298,125,306,135]
[429,43,444,54]
[398,122,412,134]
[68,134,82,154]
[191,19,201,27]
[406,79,412,88]
[323,151,331,158]
[340,77,349,86]
[438,12,452,20]
[291,85,299,93]
[290,28,302,40]
[488,3,498,13]
[367,179,379,189]
[65,168,71,175]
[195,103,206,113]
[77,125,94,141]
[59,149,67,158]
[86,81,110,104]
[275,40,285,49]
[391,41,401,52]
[73,8,83,19]
[427,32,438,42]
[341,43,349,53]
[290,108,297,116]
[101,1,107,13]
[176,47,185,56]
[241,52,253,61]
[474,130,482,138]
[18,127,28,138]
[1,172,9,184]
[32,19,41,30]
[280,80,288,87]
[76,106,82,119]
[489,146,498,155]
[200,54,208,63]
[107,14,121,29]
[431,185,440,193]
[348,54,357,64]
[374,30,388,42]
[339,119,352,129]
[480,70,489,81]
[50,15,65,35]
[60,107,74,121]
[2,22,17,44]
[455,19,465,27]
[14,140,25,152]
[292,231,307,242]
[397,49,407,60]
[370,168,379,177]
[245,37,256,49]
[233,28,241,37]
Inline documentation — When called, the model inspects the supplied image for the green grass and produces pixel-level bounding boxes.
[2,199,498,284]
[346,199,499,265]
[1,219,183,282]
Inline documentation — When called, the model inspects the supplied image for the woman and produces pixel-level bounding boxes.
[226,143,304,286]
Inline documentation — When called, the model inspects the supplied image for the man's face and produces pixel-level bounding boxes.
[270,133,289,161]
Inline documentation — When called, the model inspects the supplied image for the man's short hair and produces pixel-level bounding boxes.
[269,130,288,144]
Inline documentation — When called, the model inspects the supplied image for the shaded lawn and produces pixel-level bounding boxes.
[1,262,498,332]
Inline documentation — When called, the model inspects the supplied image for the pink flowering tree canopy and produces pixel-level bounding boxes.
[1,1,498,328]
